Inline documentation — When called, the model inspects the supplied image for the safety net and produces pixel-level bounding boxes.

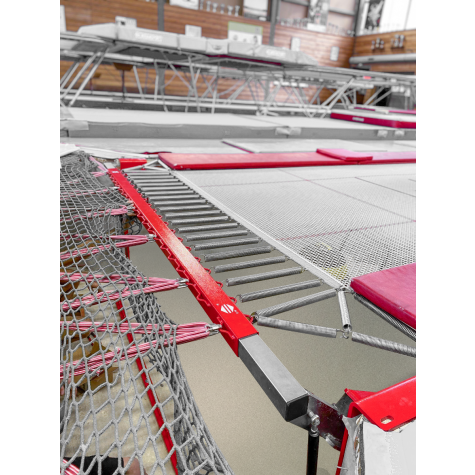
[60,152,232,475]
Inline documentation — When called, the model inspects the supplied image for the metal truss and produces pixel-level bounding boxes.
[61,31,416,116]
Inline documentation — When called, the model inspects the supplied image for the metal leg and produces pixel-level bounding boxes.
[306,431,320,475]
[68,51,106,107]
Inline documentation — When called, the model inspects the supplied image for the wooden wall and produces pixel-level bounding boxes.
[352,29,416,74]
[60,0,355,102]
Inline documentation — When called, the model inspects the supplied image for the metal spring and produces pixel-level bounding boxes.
[130,177,178,181]
[252,289,337,318]
[127,174,171,177]
[132,180,180,185]
[177,223,239,233]
[155,199,207,207]
[169,216,229,225]
[204,246,273,262]
[338,291,352,332]
[255,316,337,339]
[165,210,222,219]
[151,195,195,201]
[137,181,188,191]
[145,191,195,196]
[226,267,304,287]
[353,294,416,342]
[238,280,322,303]
[214,256,287,273]
[351,332,416,358]
[194,238,261,251]
[141,186,188,191]
[185,230,248,242]
[159,205,213,212]
[139,180,188,190]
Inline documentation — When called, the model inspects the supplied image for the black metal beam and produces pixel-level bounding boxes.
[281,0,309,6]
[157,0,165,31]
[269,0,280,46]
[306,432,320,475]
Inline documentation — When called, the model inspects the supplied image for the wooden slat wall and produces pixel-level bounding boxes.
[352,29,416,74]
[60,1,355,102]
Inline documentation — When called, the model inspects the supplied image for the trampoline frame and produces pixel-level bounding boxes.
[60,29,416,116]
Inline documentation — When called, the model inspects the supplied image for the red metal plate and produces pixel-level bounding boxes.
[335,376,416,475]
[108,169,258,356]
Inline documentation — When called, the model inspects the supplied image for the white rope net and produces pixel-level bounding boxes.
[60,152,233,475]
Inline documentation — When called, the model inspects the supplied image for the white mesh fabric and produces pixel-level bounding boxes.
[177,164,416,287]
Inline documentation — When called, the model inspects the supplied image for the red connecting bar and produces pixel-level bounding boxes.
[108,169,258,356]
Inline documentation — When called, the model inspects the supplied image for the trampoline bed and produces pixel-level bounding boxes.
[176,163,416,289]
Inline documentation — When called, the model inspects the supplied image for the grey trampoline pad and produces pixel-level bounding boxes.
[67,108,278,128]
[351,140,417,152]
[223,138,394,153]
[248,115,391,130]
[395,140,417,148]
[59,138,248,154]
[177,164,416,287]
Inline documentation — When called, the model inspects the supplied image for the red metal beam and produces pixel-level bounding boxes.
[109,169,258,356]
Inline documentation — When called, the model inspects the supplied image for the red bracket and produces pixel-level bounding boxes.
[335,376,416,475]
[108,169,258,356]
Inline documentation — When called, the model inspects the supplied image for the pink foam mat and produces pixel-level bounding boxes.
[158,150,415,170]
[351,263,416,329]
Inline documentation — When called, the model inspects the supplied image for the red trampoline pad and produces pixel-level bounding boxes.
[330,111,416,129]
[351,263,416,329]
[158,152,354,170]
[370,151,416,164]
[317,148,373,162]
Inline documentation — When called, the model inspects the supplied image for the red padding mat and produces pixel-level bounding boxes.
[330,111,416,129]
[351,263,416,329]
[158,152,352,170]
[158,151,415,170]
[370,151,416,164]
[317,148,373,162]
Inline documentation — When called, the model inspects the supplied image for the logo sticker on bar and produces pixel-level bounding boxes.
[221,304,235,314]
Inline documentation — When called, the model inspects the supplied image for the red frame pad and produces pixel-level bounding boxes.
[158,152,353,170]
[351,263,416,329]
[119,158,148,169]
[317,148,373,162]
[330,111,416,129]
[370,151,416,164]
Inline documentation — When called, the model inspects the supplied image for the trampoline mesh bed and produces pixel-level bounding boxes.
[176,164,416,289]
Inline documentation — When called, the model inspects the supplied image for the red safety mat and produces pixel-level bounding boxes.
[354,106,416,116]
[351,263,416,329]
[370,151,416,164]
[158,151,415,170]
[317,148,373,162]
[158,152,353,170]
[330,112,416,129]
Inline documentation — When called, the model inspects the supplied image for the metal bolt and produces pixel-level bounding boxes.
[308,410,320,436]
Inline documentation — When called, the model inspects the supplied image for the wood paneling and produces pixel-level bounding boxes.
[352,29,416,74]
[353,29,416,57]
[60,1,355,102]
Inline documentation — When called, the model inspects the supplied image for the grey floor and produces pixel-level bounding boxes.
[129,235,415,475]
